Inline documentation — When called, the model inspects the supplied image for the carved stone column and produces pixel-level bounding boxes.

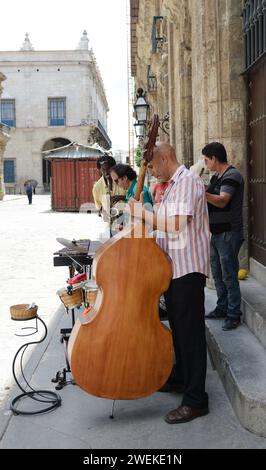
[0,138,8,200]
[0,72,10,199]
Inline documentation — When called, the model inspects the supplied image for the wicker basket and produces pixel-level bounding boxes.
[10,304,38,321]
[57,287,84,309]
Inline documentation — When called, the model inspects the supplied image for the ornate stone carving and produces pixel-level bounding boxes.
[76,30,89,50]
[20,33,34,51]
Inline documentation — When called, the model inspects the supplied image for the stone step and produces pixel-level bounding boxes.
[205,288,266,437]
[240,277,266,349]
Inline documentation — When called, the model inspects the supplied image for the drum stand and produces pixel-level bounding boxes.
[51,307,76,390]
[11,315,61,415]
[52,254,92,390]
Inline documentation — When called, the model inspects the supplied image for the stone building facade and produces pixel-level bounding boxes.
[131,2,266,436]
[131,0,246,170]
[130,0,249,266]
[0,32,111,193]
[0,72,10,200]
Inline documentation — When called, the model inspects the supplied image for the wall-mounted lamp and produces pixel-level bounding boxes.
[133,86,169,143]
[134,122,145,139]
[147,66,157,92]
[133,88,150,123]
[152,16,165,53]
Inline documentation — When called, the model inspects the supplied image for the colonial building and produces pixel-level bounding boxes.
[0,72,10,200]
[0,31,111,193]
[130,0,266,436]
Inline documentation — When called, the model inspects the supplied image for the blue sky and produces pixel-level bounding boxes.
[0,0,130,151]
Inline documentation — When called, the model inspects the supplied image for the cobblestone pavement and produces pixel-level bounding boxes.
[0,195,107,405]
[1,196,266,449]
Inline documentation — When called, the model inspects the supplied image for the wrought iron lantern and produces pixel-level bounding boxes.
[147,66,157,92]
[152,16,165,53]
[133,88,150,123]
[134,122,145,139]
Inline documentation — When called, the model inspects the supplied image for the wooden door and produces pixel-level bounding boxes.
[247,55,266,266]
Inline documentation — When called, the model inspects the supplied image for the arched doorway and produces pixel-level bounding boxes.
[42,137,71,191]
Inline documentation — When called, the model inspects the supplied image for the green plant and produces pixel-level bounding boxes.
[134,146,142,168]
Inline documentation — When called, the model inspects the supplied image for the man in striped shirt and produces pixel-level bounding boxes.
[128,142,210,424]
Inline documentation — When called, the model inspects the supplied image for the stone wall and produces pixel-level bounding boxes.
[191,0,246,167]
[132,0,246,166]
[131,0,248,267]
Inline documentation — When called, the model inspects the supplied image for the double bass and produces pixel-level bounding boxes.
[68,116,173,399]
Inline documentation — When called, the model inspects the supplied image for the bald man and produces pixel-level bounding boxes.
[128,143,210,424]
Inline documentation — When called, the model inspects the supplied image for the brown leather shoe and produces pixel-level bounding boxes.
[164,405,209,424]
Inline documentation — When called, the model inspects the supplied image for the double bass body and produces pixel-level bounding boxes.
[68,221,173,400]
[68,114,173,400]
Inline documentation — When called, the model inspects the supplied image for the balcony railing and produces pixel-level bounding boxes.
[80,118,112,149]
[97,119,112,149]
[0,121,10,135]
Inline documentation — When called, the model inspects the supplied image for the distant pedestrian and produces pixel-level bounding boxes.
[25,182,33,204]
[24,179,38,194]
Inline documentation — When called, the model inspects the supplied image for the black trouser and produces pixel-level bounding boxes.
[26,191,32,204]
[164,273,208,409]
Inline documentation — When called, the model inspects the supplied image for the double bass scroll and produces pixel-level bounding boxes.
[134,114,160,201]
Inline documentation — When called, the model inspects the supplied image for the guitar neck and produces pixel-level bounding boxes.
[134,162,147,201]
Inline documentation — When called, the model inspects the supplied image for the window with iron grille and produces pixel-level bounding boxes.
[243,0,266,69]
[4,160,15,183]
[1,99,16,127]
[48,98,66,126]
[151,16,164,53]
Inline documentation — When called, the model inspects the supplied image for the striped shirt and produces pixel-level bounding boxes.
[156,165,210,279]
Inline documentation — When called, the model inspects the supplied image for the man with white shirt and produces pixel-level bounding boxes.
[92,155,126,224]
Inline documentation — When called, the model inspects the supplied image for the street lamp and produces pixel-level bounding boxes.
[134,88,150,123]
[133,122,145,139]
[152,16,165,53]
[147,66,157,92]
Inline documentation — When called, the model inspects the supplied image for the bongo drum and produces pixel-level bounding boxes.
[57,286,84,309]
[83,281,98,307]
